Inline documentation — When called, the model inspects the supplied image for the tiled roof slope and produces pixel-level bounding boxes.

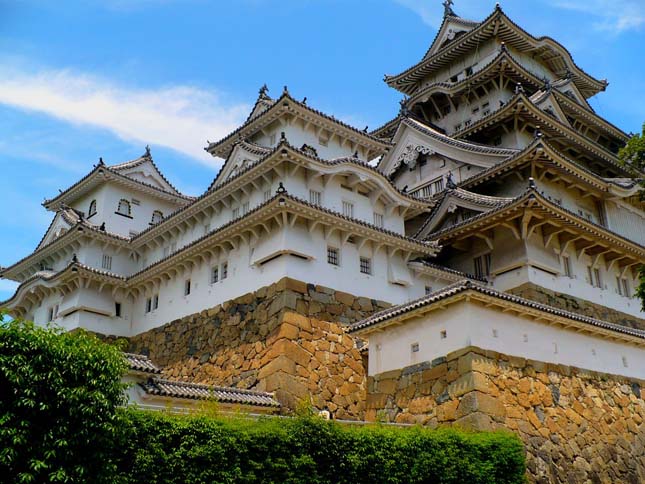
[125,353,162,374]
[140,378,280,407]
[349,280,645,339]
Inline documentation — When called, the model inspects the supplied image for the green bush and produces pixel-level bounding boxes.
[114,410,526,484]
[0,318,127,483]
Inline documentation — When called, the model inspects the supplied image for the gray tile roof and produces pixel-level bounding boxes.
[140,378,280,407]
[349,279,645,339]
[125,353,162,374]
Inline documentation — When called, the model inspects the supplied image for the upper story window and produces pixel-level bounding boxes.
[309,190,322,205]
[587,266,602,288]
[101,254,112,271]
[151,210,163,225]
[360,257,372,275]
[232,207,240,220]
[562,255,572,278]
[242,202,250,215]
[88,200,97,217]
[617,277,631,297]
[327,247,340,266]
[474,253,491,279]
[116,199,132,217]
[184,279,191,296]
[373,213,384,228]
[342,201,354,218]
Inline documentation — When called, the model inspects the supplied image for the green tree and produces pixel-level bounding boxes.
[618,126,645,310]
[619,123,645,173]
[0,315,127,483]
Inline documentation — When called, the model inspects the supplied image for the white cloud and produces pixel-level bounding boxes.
[0,66,250,168]
[547,0,645,32]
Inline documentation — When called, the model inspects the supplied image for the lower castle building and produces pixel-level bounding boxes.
[2,4,645,483]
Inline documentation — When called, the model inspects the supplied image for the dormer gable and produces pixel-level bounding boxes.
[109,147,182,196]
[378,117,517,188]
[531,90,572,128]
[209,140,272,190]
[425,15,479,59]
[415,188,514,238]
[37,208,83,250]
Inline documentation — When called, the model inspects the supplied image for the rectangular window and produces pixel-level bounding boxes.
[588,266,602,288]
[211,266,219,284]
[269,134,276,145]
[327,247,339,266]
[221,262,228,280]
[232,207,240,220]
[115,302,121,318]
[474,253,491,279]
[562,256,572,278]
[48,307,54,322]
[264,189,272,202]
[184,280,191,296]
[153,294,159,310]
[145,298,152,314]
[360,257,372,275]
[433,178,444,194]
[425,286,433,296]
[309,189,322,205]
[53,305,59,319]
[171,242,177,253]
[373,213,384,228]
[102,254,112,271]
[617,277,630,297]
[204,224,211,235]
[163,247,170,258]
[342,201,354,218]
[242,202,250,214]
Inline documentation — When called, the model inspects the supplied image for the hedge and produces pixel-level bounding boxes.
[113,410,526,484]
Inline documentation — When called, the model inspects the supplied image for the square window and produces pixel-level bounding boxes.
[425,286,433,296]
[342,201,354,218]
[327,247,339,266]
[411,342,420,353]
[309,189,322,205]
[440,330,447,339]
[360,257,372,275]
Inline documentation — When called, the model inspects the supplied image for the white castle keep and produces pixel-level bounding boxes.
[2,3,644,385]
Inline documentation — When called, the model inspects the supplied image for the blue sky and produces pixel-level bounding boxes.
[1,0,644,299]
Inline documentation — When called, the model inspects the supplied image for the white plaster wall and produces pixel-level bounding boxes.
[493,265,645,320]
[368,301,645,379]
[71,184,180,239]
[605,200,645,245]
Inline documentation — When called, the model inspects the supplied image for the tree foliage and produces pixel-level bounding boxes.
[0,316,127,483]
[619,123,645,174]
[618,125,645,310]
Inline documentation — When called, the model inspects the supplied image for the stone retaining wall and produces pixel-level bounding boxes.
[508,283,645,331]
[124,278,384,418]
[367,346,645,484]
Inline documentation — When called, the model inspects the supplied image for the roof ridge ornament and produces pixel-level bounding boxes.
[276,182,287,195]
[442,0,456,17]
[144,145,151,158]
[528,177,537,190]
[259,84,269,98]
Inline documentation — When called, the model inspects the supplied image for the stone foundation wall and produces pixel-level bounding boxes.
[367,346,645,484]
[123,278,385,418]
[508,283,645,331]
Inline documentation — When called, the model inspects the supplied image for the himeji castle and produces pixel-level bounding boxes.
[2,3,645,480]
